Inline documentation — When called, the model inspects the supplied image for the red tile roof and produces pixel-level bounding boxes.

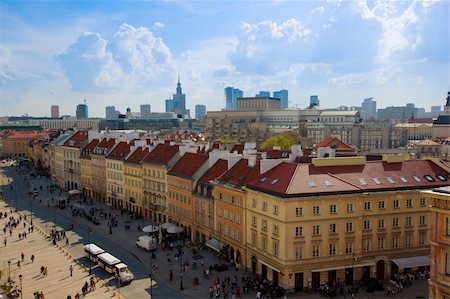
[143,143,179,165]
[63,131,89,148]
[198,159,228,185]
[230,144,244,154]
[316,137,354,151]
[81,139,100,158]
[168,152,208,179]
[264,149,290,159]
[248,159,449,198]
[5,131,48,139]
[216,158,261,187]
[126,147,150,165]
[106,141,131,160]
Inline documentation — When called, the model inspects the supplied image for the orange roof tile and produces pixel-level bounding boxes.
[198,159,228,185]
[81,139,100,158]
[217,158,261,187]
[6,131,48,139]
[63,131,89,148]
[106,141,131,160]
[316,137,354,151]
[126,147,150,165]
[168,152,208,179]
[143,143,179,165]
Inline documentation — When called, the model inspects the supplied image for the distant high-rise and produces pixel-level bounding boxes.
[309,96,320,107]
[273,90,288,109]
[76,100,88,119]
[165,99,174,113]
[361,98,377,120]
[140,104,151,118]
[224,87,243,110]
[106,106,116,119]
[195,104,206,119]
[256,91,271,98]
[51,105,59,118]
[173,76,186,116]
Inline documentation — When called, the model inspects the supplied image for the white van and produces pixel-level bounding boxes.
[136,235,157,251]
[97,252,134,285]
[83,243,105,264]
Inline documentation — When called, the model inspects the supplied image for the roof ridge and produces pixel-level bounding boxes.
[325,171,363,190]
[285,163,300,194]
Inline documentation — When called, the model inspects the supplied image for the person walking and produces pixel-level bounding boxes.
[3,239,6,247]
[31,254,35,262]
[69,265,73,276]
[21,252,24,262]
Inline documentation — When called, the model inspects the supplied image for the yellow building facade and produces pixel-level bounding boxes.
[244,157,447,291]
[423,186,450,299]
[124,147,149,215]
[105,142,130,209]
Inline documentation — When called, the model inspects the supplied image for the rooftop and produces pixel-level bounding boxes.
[126,147,150,165]
[168,152,208,179]
[216,158,261,187]
[143,143,179,165]
[106,141,131,160]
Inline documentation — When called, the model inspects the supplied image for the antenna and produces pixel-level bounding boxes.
[84,99,86,105]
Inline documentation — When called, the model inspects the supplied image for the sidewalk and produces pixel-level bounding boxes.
[0,201,116,299]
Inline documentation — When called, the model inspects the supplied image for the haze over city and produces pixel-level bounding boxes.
[0,0,448,117]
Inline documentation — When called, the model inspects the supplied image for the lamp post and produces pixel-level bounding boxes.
[178,243,183,290]
[53,205,56,228]
[352,253,357,287]
[14,185,17,212]
[30,194,33,225]
[18,274,23,299]
[88,227,92,275]
[108,202,113,235]
[149,254,153,298]
[8,260,11,282]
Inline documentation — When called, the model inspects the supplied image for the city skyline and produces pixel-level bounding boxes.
[0,1,448,117]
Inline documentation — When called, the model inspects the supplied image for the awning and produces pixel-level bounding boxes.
[205,238,224,252]
[68,189,81,195]
[260,260,280,273]
[311,261,376,272]
[391,256,430,269]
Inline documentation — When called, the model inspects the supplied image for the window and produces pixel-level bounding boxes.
[262,236,267,251]
[386,177,395,184]
[405,234,412,247]
[230,211,234,222]
[393,199,399,209]
[236,230,240,241]
[224,225,229,236]
[251,216,257,226]
[363,239,371,252]
[346,222,353,232]
[346,203,354,213]
[252,198,256,208]
[364,201,371,211]
[295,226,303,237]
[413,175,421,182]
[378,219,385,229]
[359,178,368,185]
[424,175,435,182]
[329,223,337,233]
[392,218,399,227]
[363,220,371,230]
[377,237,385,250]
[419,233,426,245]
[399,176,408,183]
[329,243,337,256]
[273,224,279,235]
[295,247,303,260]
[262,220,267,231]
[223,209,228,219]
[420,198,427,207]
[419,215,426,225]
[273,241,279,256]
[273,205,279,215]
[329,204,337,214]
[406,216,412,227]
[262,202,267,211]
[251,231,256,245]
[445,254,450,275]
[295,207,303,217]
[392,236,399,248]
[312,245,320,257]
[372,178,382,185]
[313,206,320,215]
[313,225,320,235]
[345,242,353,254]
[379,200,385,209]
[447,217,450,236]
[407,199,413,208]
[236,213,240,224]
[218,208,222,217]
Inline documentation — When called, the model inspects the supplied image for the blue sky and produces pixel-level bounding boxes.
[0,0,448,117]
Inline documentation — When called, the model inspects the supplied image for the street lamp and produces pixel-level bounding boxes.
[88,227,92,275]
[30,194,33,225]
[352,253,357,287]
[53,205,56,228]
[108,203,113,235]
[14,185,17,212]
[149,254,153,298]
[18,274,23,299]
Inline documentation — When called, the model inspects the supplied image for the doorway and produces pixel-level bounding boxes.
[376,260,385,280]
[295,273,304,291]
[345,268,353,285]
[312,272,320,290]
[262,264,267,280]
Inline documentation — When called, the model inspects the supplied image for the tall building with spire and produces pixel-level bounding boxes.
[172,75,186,116]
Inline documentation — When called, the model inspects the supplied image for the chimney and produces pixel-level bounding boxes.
[248,156,256,168]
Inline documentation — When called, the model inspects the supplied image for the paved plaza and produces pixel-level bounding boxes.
[0,160,430,299]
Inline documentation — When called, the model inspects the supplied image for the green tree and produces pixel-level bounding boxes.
[260,132,300,150]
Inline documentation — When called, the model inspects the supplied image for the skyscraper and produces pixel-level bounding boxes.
[51,105,59,118]
[76,100,88,119]
[195,104,206,119]
[361,98,377,120]
[273,90,289,109]
[256,91,270,98]
[165,99,174,113]
[224,87,243,110]
[140,104,151,118]
[310,95,319,106]
[172,76,186,116]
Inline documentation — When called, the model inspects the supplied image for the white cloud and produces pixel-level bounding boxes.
[0,45,14,83]
[328,66,398,86]
[357,0,420,63]
[154,21,165,28]
[240,18,311,44]
[55,23,175,91]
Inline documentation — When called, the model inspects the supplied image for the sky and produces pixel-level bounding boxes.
[0,0,448,118]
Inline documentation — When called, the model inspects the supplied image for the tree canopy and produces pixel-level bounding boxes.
[260,132,300,150]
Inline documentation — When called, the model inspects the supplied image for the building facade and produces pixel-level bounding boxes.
[273,90,288,109]
[76,103,89,119]
[105,141,131,210]
[423,186,450,299]
[225,87,243,111]
[124,146,149,215]
[91,138,116,203]
[51,105,60,118]
[62,131,88,191]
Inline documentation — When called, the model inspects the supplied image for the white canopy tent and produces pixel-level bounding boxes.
[68,189,82,195]
[166,226,183,234]
[391,256,430,269]
[142,225,159,233]
[160,222,175,230]
[205,238,224,252]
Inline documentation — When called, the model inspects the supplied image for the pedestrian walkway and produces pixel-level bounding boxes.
[0,202,116,299]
